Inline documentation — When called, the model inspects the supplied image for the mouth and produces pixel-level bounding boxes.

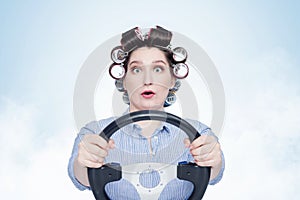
[141,90,155,98]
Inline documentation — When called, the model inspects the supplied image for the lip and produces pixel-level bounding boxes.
[141,90,155,99]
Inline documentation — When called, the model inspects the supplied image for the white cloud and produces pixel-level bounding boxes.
[0,98,93,199]
[0,97,38,198]
[22,127,94,200]
[203,47,300,199]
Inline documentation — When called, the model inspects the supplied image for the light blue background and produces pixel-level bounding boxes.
[0,1,299,199]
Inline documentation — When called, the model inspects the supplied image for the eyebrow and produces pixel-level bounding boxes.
[152,60,167,65]
[128,60,142,66]
[128,60,167,66]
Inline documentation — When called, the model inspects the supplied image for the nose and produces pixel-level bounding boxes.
[143,69,153,85]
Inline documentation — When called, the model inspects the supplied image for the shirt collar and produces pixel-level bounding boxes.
[120,108,171,138]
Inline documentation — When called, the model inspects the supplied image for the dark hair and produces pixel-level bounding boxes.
[120,26,175,69]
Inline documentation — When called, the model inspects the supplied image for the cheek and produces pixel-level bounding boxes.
[155,75,174,88]
[124,74,143,86]
[123,78,142,93]
[157,86,171,96]
[123,75,133,90]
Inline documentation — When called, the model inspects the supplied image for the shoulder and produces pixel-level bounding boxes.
[184,118,215,136]
[78,117,117,135]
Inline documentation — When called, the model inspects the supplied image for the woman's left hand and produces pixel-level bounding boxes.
[184,135,222,181]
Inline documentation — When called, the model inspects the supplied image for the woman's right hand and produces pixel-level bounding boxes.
[76,134,115,168]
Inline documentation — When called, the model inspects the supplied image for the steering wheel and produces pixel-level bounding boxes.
[88,110,211,200]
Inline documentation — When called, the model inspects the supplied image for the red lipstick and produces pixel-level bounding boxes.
[141,90,155,98]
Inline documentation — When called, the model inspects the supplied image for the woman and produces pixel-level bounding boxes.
[68,26,225,199]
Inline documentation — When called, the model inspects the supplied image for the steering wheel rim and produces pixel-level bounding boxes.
[88,110,210,200]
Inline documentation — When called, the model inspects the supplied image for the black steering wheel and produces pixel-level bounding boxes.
[88,110,211,200]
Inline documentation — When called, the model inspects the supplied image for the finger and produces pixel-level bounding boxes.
[79,139,108,157]
[194,149,222,164]
[90,154,105,163]
[194,152,211,162]
[88,143,108,157]
[78,144,105,163]
[77,153,103,168]
[190,135,216,149]
[194,150,219,162]
[190,139,219,156]
[78,157,103,168]
[83,134,110,150]
[183,138,191,148]
[195,159,219,167]
[108,139,115,149]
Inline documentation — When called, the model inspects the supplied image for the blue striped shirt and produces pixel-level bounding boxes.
[68,116,225,199]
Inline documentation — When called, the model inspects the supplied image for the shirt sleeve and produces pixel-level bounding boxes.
[67,118,116,191]
[67,121,99,190]
[185,119,225,185]
[209,150,225,185]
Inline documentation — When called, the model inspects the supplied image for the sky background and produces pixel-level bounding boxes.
[1,0,299,199]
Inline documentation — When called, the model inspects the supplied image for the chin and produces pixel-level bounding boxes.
[132,102,164,111]
[144,103,164,110]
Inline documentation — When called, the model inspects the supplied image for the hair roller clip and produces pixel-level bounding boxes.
[115,79,125,92]
[171,79,181,92]
[109,63,126,80]
[134,27,144,41]
[172,63,189,79]
[172,47,188,63]
[111,46,128,64]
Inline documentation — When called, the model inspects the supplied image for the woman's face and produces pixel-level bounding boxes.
[123,47,175,111]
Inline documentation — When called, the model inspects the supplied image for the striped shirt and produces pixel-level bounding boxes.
[68,116,225,199]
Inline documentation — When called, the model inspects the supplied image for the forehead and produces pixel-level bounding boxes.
[129,47,168,64]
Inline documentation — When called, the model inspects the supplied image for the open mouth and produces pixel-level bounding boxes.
[141,90,155,98]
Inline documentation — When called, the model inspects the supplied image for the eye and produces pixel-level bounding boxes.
[132,67,142,74]
[153,66,163,73]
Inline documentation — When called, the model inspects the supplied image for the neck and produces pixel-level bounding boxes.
[129,106,164,138]
[139,120,162,138]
